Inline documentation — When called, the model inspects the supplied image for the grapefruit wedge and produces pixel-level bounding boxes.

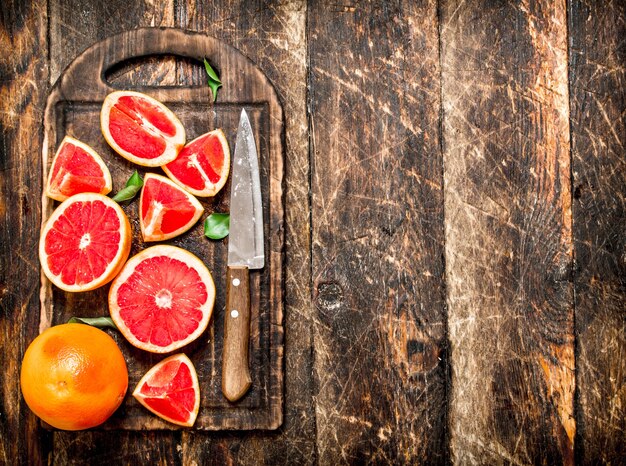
[139,173,204,242]
[39,193,132,292]
[133,354,200,427]
[108,245,215,353]
[101,91,185,167]
[163,129,230,197]
[46,136,112,202]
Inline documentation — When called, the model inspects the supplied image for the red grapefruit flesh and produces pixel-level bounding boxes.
[139,173,204,242]
[133,354,200,427]
[101,91,186,167]
[108,245,215,353]
[46,136,113,202]
[163,129,230,197]
[39,193,132,292]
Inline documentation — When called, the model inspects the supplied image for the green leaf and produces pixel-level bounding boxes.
[203,58,222,103]
[112,170,143,202]
[204,213,230,240]
[68,316,118,330]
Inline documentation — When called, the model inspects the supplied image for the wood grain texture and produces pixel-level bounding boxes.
[569,0,626,463]
[223,266,253,402]
[309,1,447,463]
[5,0,626,463]
[441,0,575,463]
[52,431,184,465]
[177,1,315,465]
[0,2,50,465]
[48,0,176,85]
[44,2,181,464]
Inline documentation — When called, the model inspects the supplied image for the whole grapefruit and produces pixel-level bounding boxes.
[20,323,128,430]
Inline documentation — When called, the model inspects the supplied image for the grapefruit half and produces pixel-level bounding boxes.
[139,173,204,242]
[101,91,186,167]
[163,129,230,197]
[133,353,200,427]
[46,136,112,202]
[39,193,132,292]
[108,245,215,353]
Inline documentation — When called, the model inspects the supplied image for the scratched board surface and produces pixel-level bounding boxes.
[1,0,625,464]
[39,28,284,431]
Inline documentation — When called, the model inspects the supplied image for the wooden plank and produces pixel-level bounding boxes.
[569,0,626,463]
[176,1,314,464]
[0,2,50,465]
[441,0,575,463]
[48,0,176,84]
[46,2,182,464]
[308,1,447,463]
[51,432,183,464]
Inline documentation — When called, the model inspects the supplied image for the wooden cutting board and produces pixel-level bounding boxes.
[39,28,284,430]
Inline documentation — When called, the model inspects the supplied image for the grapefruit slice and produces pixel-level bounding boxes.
[139,173,204,242]
[133,354,200,427]
[39,193,132,292]
[101,91,186,167]
[45,136,113,202]
[163,129,230,197]
[108,245,215,353]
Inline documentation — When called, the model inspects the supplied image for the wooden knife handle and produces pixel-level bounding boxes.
[222,266,252,402]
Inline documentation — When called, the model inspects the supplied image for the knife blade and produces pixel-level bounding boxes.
[222,109,264,402]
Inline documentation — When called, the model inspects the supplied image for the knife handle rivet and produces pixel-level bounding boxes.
[231,309,239,318]
[232,278,241,287]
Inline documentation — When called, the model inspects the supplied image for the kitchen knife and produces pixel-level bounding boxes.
[222,109,264,402]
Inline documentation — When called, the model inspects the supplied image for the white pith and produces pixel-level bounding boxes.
[143,200,164,237]
[78,233,91,250]
[155,289,173,309]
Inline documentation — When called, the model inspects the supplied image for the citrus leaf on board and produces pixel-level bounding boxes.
[68,316,118,330]
[204,213,229,240]
[112,170,143,202]
[203,58,222,102]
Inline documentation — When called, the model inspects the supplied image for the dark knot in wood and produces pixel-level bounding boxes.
[315,282,344,314]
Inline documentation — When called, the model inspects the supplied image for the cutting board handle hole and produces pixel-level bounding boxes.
[104,54,210,89]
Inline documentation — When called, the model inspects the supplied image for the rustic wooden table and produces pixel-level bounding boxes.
[1,1,624,464]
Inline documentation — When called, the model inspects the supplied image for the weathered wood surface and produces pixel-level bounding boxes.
[44,4,186,465]
[1,0,625,464]
[569,0,626,463]
[309,1,447,464]
[442,1,576,463]
[174,2,314,465]
[0,1,50,465]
